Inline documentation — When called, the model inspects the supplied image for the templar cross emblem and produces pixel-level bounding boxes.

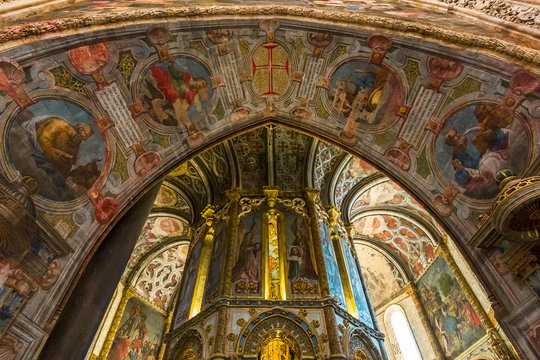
[252,44,290,96]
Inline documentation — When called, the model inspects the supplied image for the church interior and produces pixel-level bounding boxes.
[0,1,538,359]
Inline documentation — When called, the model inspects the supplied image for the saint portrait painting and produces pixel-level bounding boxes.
[7,99,105,202]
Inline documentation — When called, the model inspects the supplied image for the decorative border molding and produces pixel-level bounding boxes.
[0,6,539,68]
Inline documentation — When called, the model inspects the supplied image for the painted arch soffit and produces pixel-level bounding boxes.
[351,210,439,280]
[130,241,190,312]
[123,213,190,282]
[354,241,408,309]
[0,19,538,272]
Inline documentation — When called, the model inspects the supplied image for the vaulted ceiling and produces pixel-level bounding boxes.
[127,125,447,312]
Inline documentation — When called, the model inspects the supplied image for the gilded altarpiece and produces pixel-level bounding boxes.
[166,193,385,360]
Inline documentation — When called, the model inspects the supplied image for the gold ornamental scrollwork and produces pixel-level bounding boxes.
[277,197,309,217]
[238,197,265,218]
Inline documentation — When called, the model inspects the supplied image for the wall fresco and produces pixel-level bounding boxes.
[417,258,486,359]
[339,235,372,326]
[354,244,405,308]
[106,296,165,360]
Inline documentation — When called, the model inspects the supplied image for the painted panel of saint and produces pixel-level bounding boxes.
[106,296,165,360]
[7,99,105,202]
[140,56,212,128]
[203,220,228,306]
[417,258,486,359]
[319,223,346,307]
[435,103,531,200]
[328,59,401,128]
[174,239,203,327]
[285,214,319,296]
[339,236,372,326]
[232,211,262,296]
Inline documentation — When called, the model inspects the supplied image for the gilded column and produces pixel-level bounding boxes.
[189,205,216,318]
[404,283,446,359]
[221,187,241,297]
[436,238,513,360]
[304,188,330,297]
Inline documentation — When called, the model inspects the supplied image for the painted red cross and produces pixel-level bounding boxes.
[252,44,289,96]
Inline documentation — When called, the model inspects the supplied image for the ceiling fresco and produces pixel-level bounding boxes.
[131,242,189,311]
[354,243,406,309]
[312,140,344,191]
[350,178,443,232]
[0,11,538,359]
[353,213,438,279]
[331,157,379,210]
[274,126,311,192]
[231,128,268,192]
[123,215,189,281]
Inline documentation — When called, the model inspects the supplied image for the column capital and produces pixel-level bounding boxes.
[263,186,280,207]
[201,205,217,226]
[326,205,341,227]
[225,187,242,202]
[304,187,320,203]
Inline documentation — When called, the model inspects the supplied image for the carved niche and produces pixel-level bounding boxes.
[348,329,380,360]
[172,329,203,360]
[242,315,315,357]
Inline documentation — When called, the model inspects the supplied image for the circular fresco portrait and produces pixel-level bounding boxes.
[6,99,105,202]
[152,216,186,237]
[139,55,213,128]
[328,59,402,129]
[435,103,532,200]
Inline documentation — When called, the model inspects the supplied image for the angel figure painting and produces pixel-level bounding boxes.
[141,56,212,128]
[232,213,262,295]
[286,216,318,296]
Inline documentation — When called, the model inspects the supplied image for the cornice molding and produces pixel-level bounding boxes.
[0,6,539,68]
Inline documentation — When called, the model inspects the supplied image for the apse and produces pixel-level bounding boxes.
[84,126,513,360]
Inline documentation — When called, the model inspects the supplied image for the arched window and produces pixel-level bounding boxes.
[384,305,423,360]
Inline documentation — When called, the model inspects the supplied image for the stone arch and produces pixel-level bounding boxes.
[240,314,316,359]
[347,328,381,360]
